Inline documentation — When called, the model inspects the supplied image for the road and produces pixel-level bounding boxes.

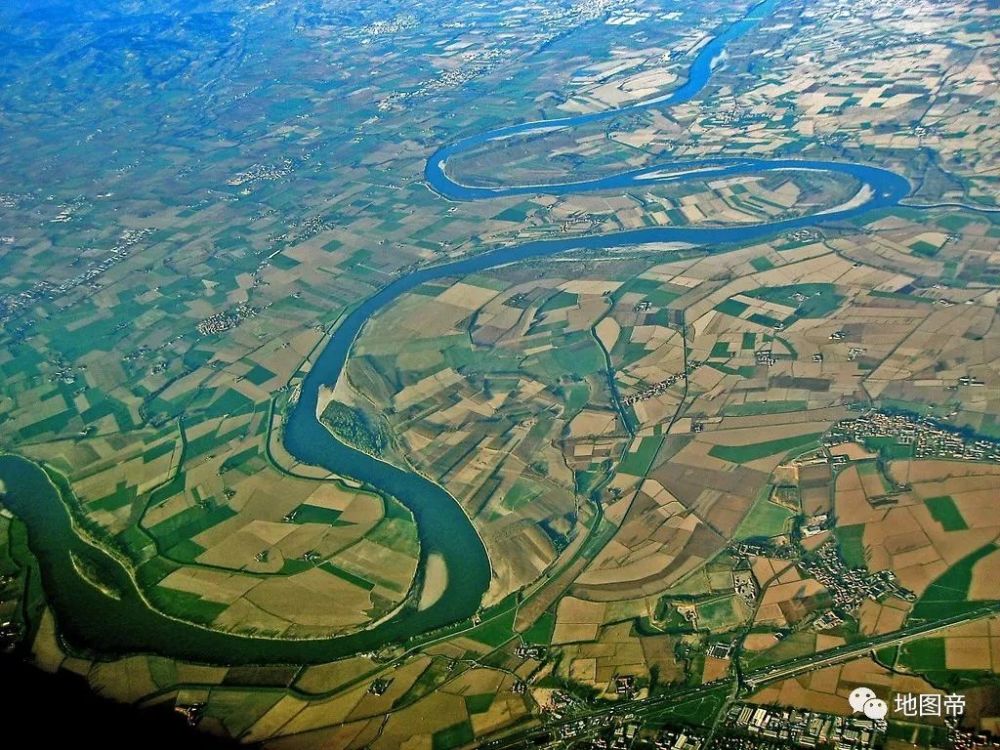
[742,602,1000,690]
[478,603,1000,749]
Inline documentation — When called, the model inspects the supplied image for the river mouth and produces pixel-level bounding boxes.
[2,0,910,663]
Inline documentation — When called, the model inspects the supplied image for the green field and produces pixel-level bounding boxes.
[736,499,794,539]
[722,400,808,417]
[862,435,916,459]
[147,504,237,551]
[432,720,475,750]
[645,685,730,725]
[743,629,817,670]
[539,290,579,312]
[465,693,495,714]
[696,595,743,630]
[291,505,344,525]
[618,436,663,476]
[909,544,998,623]
[320,562,376,591]
[708,432,821,464]
[710,341,733,358]
[834,524,867,569]
[466,608,517,647]
[744,283,842,319]
[909,239,940,257]
[366,515,420,558]
[898,637,946,670]
[149,586,229,625]
[503,478,544,511]
[715,298,749,317]
[521,611,556,645]
[924,496,968,532]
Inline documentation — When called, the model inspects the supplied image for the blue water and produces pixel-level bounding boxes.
[288,0,909,641]
[4,0,911,661]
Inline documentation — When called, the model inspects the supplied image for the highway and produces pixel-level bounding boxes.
[742,602,1000,690]
[478,603,1000,749]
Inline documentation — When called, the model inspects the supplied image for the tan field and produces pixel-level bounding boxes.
[295,655,380,695]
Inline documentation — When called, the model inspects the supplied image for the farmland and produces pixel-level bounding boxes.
[0,0,997,745]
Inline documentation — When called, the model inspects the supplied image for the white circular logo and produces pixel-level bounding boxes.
[848,686,876,713]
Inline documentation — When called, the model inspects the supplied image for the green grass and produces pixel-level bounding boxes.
[165,539,206,563]
[493,202,535,222]
[834,524,867,569]
[696,596,741,630]
[645,685,729,726]
[243,363,277,386]
[503,478,543,511]
[366,515,420,558]
[550,335,605,377]
[202,691,284,737]
[521,611,556,645]
[279,558,312,575]
[319,562,376,591]
[16,409,77,440]
[290,505,344,525]
[910,544,998,623]
[203,388,256,419]
[149,586,229,625]
[708,432,821,464]
[432,720,474,750]
[618,436,663,476]
[741,332,757,350]
[736,499,794,539]
[146,504,237,550]
[875,645,899,668]
[870,289,934,304]
[750,257,775,272]
[467,608,517,647]
[925,496,967,532]
[715,298,748,317]
[539,290,579,312]
[710,341,733,358]
[142,440,176,464]
[747,312,783,328]
[464,693,495,714]
[898,637,946,670]
[862,436,915,459]
[910,240,940,257]
[743,630,817,670]
[744,283,842,319]
[722,400,807,417]
[564,384,590,413]
[219,446,263,474]
[90,481,137,512]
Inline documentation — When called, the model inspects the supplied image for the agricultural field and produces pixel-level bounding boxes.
[0,0,997,746]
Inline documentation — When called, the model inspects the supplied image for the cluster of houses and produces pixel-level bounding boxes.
[0,228,152,324]
[826,410,1000,462]
[621,360,702,407]
[196,302,258,337]
[951,723,1000,750]
[800,541,915,615]
[722,704,882,749]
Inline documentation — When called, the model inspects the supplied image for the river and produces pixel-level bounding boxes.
[0,0,909,663]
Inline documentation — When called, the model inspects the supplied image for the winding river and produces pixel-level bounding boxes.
[0,0,910,663]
